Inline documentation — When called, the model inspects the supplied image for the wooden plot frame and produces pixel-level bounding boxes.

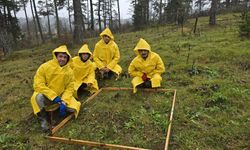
[46,87,177,150]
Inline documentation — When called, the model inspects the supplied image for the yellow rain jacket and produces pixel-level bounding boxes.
[93,28,122,75]
[128,38,165,93]
[30,45,81,118]
[71,44,99,97]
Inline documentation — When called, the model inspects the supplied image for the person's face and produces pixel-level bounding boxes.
[138,50,149,59]
[80,53,90,62]
[56,53,68,67]
[103,35,111,44]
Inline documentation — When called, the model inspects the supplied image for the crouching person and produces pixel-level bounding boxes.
[30,45,81,131]
[71,44,99,98]
[128,38,165,93]
[93,28,122,80]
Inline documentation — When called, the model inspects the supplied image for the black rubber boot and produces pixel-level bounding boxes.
[37,108,50,132]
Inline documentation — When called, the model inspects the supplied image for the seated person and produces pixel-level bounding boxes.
[93,27,122,79]
[128,38,165,93]
[30,45,81,131]
[71,44,99,98]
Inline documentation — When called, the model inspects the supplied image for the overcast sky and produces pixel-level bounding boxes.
[16,0,131,19]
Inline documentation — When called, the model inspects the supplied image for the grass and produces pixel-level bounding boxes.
[56,90,172,149]
[0,13,249,149]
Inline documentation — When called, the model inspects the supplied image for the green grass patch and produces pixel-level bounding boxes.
[56,90,172,149]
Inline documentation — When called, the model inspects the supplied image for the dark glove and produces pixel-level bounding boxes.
[59,103,66,117]
[142,73,149,81]
[53,96,61,103]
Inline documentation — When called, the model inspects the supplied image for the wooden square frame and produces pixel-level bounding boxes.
[46,87,177,150]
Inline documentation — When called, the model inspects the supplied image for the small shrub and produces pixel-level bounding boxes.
[205,92,228,108]
[239,12,250,37]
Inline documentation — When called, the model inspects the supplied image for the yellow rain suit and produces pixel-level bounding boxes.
[93,28,122,75]
[30,45,81,118]
[71,44,99,97]
[128,38,165,93]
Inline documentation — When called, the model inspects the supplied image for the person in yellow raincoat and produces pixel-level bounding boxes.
[71,44,99,98]
[30,45,81,131]
[93,27,122,79]
[128,38,165,93]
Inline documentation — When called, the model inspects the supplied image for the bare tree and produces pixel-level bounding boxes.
[45,0,53,39]
[117,0,121,29]
[32,0,45,43]
[103,0,107,28]
[38,0,54,39]
[159,0,163,24]
[54,0,61,38]
[67,0,73,34]
[226,0,231,8]
[30,0,39,43]
[21,0,31,39]
[209,0,218,25]
[90,0,94,30]
[98,0,102,32]
[109,0,113,29]
[73,0,84,43]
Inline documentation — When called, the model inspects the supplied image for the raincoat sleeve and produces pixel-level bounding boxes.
[93,44,105,69]
[86,64,96,83]
[128,59,144,77]
[107,44,120,69]
[61,70,75,104]
[149,55,165,76]
[33,65,57,100]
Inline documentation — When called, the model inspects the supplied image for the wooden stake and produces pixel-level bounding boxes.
[103,87,174,92]
[50,113,74,135]
[82,88,103,105]
[102,87,133,91]
[46,136,150,150]
[164,90,177,150]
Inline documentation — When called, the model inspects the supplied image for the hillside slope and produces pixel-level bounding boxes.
[0,13,249,149]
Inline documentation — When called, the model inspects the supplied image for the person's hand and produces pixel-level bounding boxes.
[59,102,66,117]
[53,96,61,103]
[102,67,110,72]
[142,73,148,81]
[87,83,92,87]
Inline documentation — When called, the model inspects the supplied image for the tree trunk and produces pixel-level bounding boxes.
[54,0,61,39]
[46,0,52,39]
[73,0,84,44]
[89,0,94,30]
[7,5,16,43]
[232,0,238,5]
[67,0,72,34]
[98,0,102,32]
[30,0,39,44]
[109,0,113,29]
[226,0,230,8]
[103,1,107,28]
[159,0,162,24]
[146,0,149,24]
[209,0,217,25]
[193,17,198,34]
[197,0,202,13]
[80,1,85,32]
[86,0,90,29]
[3,6,7,27]
[117,0,121,29]
[23,0,31,39]
[12,0,17,19]
[32,0,45,43]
